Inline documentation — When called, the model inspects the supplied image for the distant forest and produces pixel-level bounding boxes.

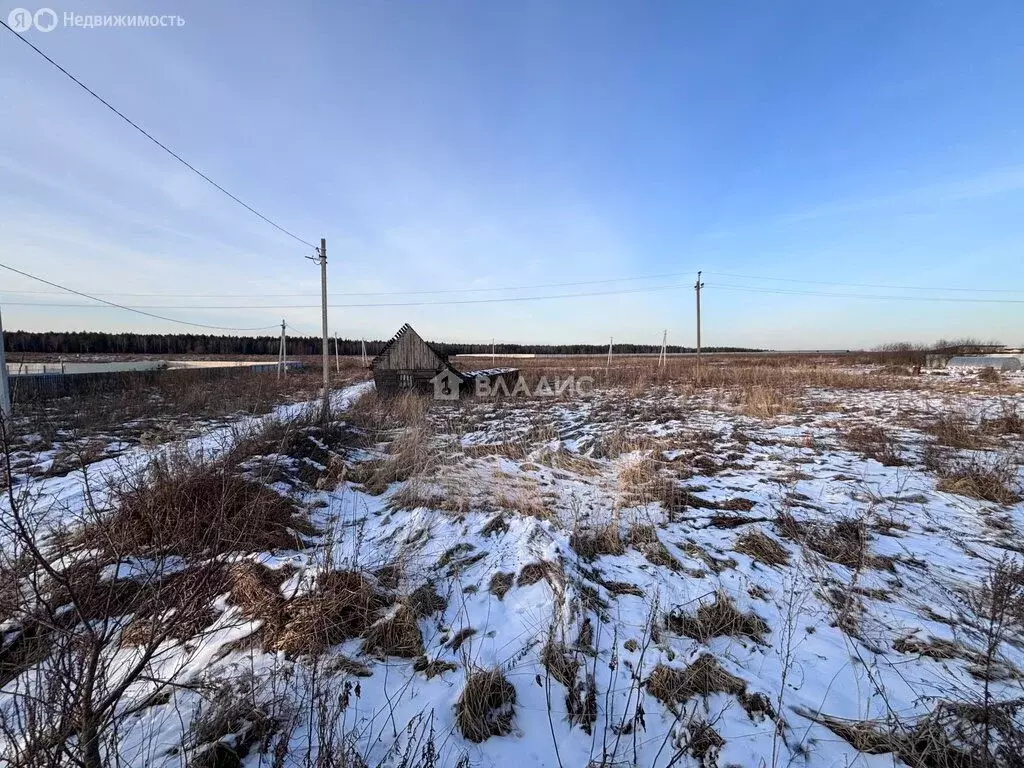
[3,331,761,357]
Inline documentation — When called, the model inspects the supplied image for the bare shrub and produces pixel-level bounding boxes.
[455,668,517,743]
[665,592,769,642]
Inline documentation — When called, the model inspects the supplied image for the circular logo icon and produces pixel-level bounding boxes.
[7,8,34,32]
[34,7,58,32]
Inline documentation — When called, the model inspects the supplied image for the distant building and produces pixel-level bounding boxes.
[371,323,517,397]
[946,355,1022,372]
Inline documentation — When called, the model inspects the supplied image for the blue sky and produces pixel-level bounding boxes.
[1,0,1022,349]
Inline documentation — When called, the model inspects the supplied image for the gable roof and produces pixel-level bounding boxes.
[370,323,460,374]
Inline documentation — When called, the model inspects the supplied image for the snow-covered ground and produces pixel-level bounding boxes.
[2,371,1022,767]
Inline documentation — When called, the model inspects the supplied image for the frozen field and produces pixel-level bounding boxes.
[1,359,1022,767]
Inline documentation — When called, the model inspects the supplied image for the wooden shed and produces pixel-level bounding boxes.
[371,324,462,395]
[371,324,519,398]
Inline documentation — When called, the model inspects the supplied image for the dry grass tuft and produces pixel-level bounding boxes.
[739,385,796,418]
[542,641,580,688]
[927,411,983,449]
[626,524,681,569]
[455,668,517,743]
[518,561,559,587]
[845,425,905,466]
[447,627,476,652]
[932,452,1021,505]
[362,605,424,658]
[647,654,746,708]
[733,529,790,567]
[776,514,894,570]
[100,456,306,557]
[227,561,287,625]
[407,582,448,618]
[570,524,625,561]
[270,571,391,656]
[893,634,960,660]
[665,592,769,642]
[488,572,514,600]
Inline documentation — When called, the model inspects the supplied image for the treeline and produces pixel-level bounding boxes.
[3,331,761,357]
[874,337,1006,365]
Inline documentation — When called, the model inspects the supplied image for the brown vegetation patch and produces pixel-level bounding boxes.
[665,592,769,642]
[626,524,681,569]
[447,627,477,652]
[928,411,983,449]
[647,654,746,709]
[407,582,448,618]
[414,657,458,679]
[542,641,580,688]
[893,634,961,660]
[776,514,894,570]
[481,514,509,537]
[932,454,1021,505]
[845,425,905,466]
[270,571,391,656]
[518,561,558,587]
[227,561,287,626]
[101,457,306,557]
[488,572,514,600]
[733,529,790,567]
[362,605,424,658]
[570,524,624,561]
[455,668,517,743]
[601,579,644,597]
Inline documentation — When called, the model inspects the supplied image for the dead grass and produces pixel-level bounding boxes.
[626,524,681,569]
[570,524,625,561]
[362,605,424,658]
[99,455,307,557]
[733,529,790,567]
[455,668,517,743]
[647,654,746,708]
[665,592,769,642]
[739,385,797,418]
[845,425,905,466]
[928,411,985,449]
[270,571,392,657]
[488,572,514,600]
[447,627,476,652]
[931,452,1022,505]
[518,561,560,587]
[776,513,894,570]
[542,641,580,688]
[407,582,448,618]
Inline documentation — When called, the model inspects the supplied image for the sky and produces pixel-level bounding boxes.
[1,0,1023,349]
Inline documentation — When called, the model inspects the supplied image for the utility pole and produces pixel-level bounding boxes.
[308,239,330,419]
[694,271,704,383]
[491,337,495,367]
[277,319,286,379]
[606,336,613,378]
[0,306,11,421]
[361,339,367,367]
[659,329,667,368]
[334,332,340,374]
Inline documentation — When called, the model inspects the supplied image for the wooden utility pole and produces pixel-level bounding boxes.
[491,337,495,367]
[606,336,613,378]
[361,339,367,367]
[277,319,286,379]
[0,306,11,421]
[659,329,667,368]
[694,271,704,382]
[334,333,340,374]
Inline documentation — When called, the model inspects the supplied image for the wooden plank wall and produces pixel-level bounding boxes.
[376,329,444,370]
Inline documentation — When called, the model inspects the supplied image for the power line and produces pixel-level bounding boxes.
[0,282,699,310]
[705,271,1024,294]
[0,20,315,250]
[0,269,703,299]
[707,282,1024,304]
[0,262,279,331]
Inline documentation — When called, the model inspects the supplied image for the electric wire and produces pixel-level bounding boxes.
[0,19,315,249]
[0,262,279,331]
